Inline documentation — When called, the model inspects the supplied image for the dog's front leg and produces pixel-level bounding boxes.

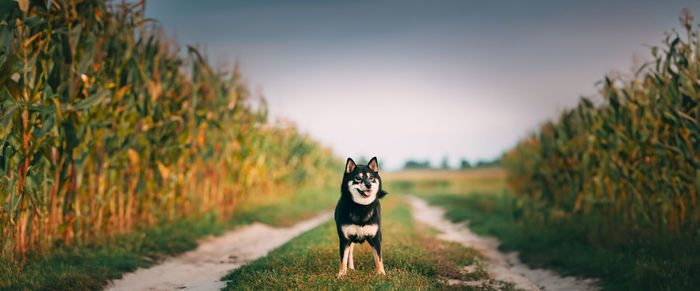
[337,241,351,278]
[371,247,385,275]
[348,243,355,270]
[369,235,385,275]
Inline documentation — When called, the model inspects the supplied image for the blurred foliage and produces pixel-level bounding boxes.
[474,159,500,168]
[440,156,449,169]
[0,0,339,259]
[403,160,432,170]
[503,9,699,236]
[402,158,499,170]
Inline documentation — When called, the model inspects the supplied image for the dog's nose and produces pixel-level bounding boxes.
[364,183,371,189]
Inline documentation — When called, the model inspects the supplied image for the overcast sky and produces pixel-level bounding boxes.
[143,0,700,170]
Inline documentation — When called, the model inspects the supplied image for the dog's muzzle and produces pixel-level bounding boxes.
[360,189,372,197]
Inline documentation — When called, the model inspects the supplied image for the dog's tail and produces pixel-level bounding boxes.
[378,190,388,199]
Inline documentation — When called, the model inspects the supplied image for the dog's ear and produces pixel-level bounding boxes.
[345,158,356,174]
[368,157,379,172]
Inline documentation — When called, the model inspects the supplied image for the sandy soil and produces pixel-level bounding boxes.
[407,196,598,291]
[105,212,332,291]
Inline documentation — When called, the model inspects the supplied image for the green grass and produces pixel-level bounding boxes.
[386,170,700,291]
[222,196,490,290]
[0,183,337,291]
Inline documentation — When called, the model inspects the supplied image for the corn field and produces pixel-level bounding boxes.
[503,10,699,235]
[0,0,338,258]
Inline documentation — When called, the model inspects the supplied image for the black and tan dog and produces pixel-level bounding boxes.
[334,157,388,278]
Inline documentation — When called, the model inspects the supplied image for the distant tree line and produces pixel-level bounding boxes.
[403,157,500,170]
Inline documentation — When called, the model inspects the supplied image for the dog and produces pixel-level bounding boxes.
[334,157,388,278]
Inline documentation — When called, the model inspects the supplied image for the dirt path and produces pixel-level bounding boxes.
[106,212,332,291]
[407,196,598,291]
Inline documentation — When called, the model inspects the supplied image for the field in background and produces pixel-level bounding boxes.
[383,167,506,196]
[387,169,699,290]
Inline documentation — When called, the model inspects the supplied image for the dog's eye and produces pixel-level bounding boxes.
[354,177,361,182]
[368,175,374,180]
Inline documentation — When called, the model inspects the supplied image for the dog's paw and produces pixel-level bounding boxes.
[336,270,347,279]
[376,269,386,276]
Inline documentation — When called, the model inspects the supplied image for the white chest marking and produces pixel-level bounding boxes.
[341,224,378,239]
